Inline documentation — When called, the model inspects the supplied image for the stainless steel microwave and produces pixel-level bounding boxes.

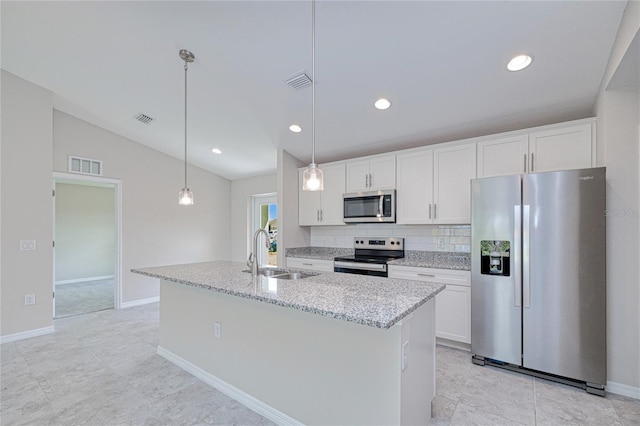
[343,190,396,223]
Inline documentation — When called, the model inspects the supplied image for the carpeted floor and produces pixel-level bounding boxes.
[55,279,114,318]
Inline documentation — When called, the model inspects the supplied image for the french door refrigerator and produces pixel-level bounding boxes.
[470,167,606,395]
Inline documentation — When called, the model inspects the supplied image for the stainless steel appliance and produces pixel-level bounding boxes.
[334,237,404,277]
[471,167,606,396]
[343,190,395,223]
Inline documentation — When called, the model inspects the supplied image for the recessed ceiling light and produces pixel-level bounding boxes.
[289,124,302,133]
[507,54,533,72]
[374,98,391,110]
[211,148,222,154]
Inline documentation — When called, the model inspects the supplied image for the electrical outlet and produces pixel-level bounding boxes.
[25,294,36,305]
[20,240,37,251]
[214,322,222,339]
[401,341,409,370]
[437,238,445,249]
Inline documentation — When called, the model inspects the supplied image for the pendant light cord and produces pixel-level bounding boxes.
[311,0,316,166]
[184,61,189,188]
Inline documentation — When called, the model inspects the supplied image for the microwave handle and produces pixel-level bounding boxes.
[378,195,384,217]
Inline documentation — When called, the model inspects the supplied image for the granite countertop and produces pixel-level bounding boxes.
[132,261,444,330]
[285,246,352,261]
[389,251,471,271]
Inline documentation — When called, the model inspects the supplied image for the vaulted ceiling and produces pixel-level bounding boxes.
[1,1,627,179]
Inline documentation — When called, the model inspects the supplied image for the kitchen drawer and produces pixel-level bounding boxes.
[285,257,334,272]
[388,265,470,286]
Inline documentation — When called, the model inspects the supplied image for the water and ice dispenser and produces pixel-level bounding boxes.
[480,240,510,276]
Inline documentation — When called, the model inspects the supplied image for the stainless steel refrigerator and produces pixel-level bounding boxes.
[471,167,606,395]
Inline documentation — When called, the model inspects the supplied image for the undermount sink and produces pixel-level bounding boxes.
[242,268,317,280]
[258,268,288,277]
[269,272,316,280]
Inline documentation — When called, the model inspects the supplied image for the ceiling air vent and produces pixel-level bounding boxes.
[285,72,312,90]
[134,112,154,124]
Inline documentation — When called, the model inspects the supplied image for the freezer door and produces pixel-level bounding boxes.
[523,168,606,385]
[471,175,522,365]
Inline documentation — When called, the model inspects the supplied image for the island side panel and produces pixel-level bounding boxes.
[158,279,435,425]
[401,295,435,424]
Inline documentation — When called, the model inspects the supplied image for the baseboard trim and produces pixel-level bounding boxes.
[607,380,640,400]
[436,337,471,352]
[0,326,55,344]
[120,296,159,309]
[55,275,115,285]
[157,346,303,426]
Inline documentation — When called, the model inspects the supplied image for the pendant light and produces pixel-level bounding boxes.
[302,0,324,191]
[178,49,195,205]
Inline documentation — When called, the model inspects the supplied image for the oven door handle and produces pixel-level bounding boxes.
[334,261,387,271]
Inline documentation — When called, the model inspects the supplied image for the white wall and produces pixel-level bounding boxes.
[52,110,231,303]
[1,70,54,336]
[595,0,640,396]
[277,149,309,265]
[55,183,115,282]
[229,174,277,263]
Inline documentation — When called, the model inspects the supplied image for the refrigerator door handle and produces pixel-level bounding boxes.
[514,205,522,307]
[523,204,531,308]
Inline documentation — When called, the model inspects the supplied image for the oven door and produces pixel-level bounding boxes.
[343,190,395,223]
[334,260,388,277]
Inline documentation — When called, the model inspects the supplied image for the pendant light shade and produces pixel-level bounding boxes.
[302,0,324,192]
[178,49,195,206]
[178,187,194,206]
[302,163,324,191]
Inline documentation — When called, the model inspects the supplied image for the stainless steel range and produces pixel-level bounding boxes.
[334,237,404,277]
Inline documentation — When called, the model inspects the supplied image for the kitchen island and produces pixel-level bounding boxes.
[132,261,444,425]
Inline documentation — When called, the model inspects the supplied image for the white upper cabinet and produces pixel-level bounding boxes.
[477,120,594,178]
[529,122,593,173]
[397,143,476,225]
[477,135,529,177]
[346,154,396,193]
[298,162,346,226]
[433,143,477,224]
[397,150,434,224]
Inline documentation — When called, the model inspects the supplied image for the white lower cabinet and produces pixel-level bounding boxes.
[388,265,471,344]
[285,257,334,272]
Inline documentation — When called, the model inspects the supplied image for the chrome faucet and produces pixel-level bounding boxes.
[249,228,270,277]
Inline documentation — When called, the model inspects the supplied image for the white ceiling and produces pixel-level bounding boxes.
[1,1,627,180]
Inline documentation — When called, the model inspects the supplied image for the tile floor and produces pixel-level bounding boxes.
[1,302,638,425]
[54,279,114,318]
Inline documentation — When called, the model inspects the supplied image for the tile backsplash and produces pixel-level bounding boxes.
[310,224,471,253]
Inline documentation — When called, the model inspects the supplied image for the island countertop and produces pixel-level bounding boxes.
[132,260,444,329]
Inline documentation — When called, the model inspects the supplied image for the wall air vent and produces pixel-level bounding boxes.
[285,72,312,90]
[134,112,155,124]
[68,156,103,176]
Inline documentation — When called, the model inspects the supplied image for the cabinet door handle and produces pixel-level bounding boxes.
[303,263,313,266]
[531,153,534,172]
[417,273,436,278]
[365,174,369,188]
[317,210,320,222]
[524,154,527,173]
[434,203,437,219]
[369,173,373,188]
[429,204,432,219]
[320,209,323,221]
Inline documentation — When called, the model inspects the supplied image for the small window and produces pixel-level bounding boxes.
[69,156,103,176]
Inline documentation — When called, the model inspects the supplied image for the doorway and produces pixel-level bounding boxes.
[53,173,121,318]
[252,194,277,266]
